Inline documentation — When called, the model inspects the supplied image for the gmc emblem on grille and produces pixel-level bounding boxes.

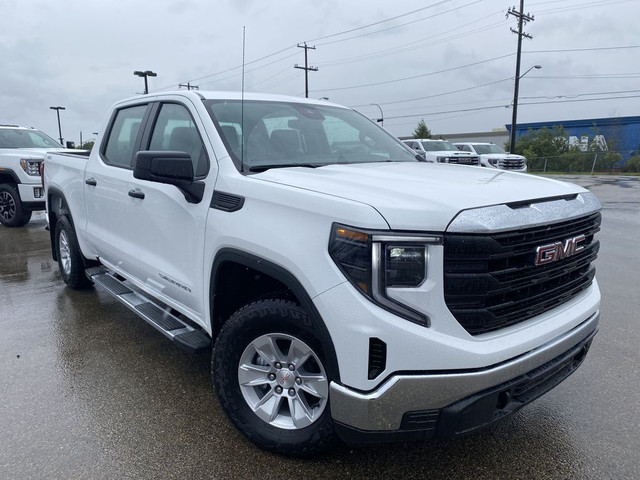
[535,234,586,266]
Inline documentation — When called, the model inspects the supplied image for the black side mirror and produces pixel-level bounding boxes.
[133,151,194,187]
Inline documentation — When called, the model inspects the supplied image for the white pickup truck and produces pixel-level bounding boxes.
[0,124,63,227]
[43,91,601,455]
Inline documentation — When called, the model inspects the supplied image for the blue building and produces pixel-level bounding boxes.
[508,115,640,160]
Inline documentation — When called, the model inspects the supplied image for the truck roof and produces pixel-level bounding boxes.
[115,90,348,108]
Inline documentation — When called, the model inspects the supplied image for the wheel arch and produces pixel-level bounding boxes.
[0,171,20,186]
[210,248,341,382]
[46,186,73,261]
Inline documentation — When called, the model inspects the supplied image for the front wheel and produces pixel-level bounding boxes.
[0,183,31,227]
[213,299,336,456]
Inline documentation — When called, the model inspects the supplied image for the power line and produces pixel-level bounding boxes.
[304,0,452,43]
[350,77,513,108]
[384,93,640,120]
[526,45,640,54]
[313,53,514,93]
[317,18,508,68]
[535,0,634,15]
[314,0,485,47]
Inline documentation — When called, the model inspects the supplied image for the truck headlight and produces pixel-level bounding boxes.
[385,245,426,287]
[329,224,440,325]
[20,159,42,176]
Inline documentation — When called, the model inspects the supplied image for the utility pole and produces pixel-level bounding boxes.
[179,82,199,90]
[294,43,318,98]
[507,0,534,153]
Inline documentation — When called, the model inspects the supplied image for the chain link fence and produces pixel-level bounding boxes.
[526,151,638,174]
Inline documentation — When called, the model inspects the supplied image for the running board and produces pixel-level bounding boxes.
[86,266,210,354]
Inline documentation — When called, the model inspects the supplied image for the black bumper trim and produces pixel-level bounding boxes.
[23,200,45,211]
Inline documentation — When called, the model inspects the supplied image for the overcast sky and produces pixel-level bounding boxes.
[2,0,639,145]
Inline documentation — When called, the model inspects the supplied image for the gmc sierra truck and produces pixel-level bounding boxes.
[0,124,63,227]
[44,91,601,456]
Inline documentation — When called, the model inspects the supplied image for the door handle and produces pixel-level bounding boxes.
[85,178,97,186]
[128,188,145,199]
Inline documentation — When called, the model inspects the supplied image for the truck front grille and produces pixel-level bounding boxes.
[447,156,479,165]
[443,212,601,335]
[499,157,526,169]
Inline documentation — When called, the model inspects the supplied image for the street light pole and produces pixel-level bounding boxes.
[133,70,157,94]
[371,103,384,126]
[509,64,541,153]
[49,106,66,145]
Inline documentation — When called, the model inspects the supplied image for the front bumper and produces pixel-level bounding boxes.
[330,311,598,444]
[18,183,45,210]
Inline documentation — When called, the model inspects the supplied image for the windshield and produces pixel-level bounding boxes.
[420,140,458,152]
[473,144,505,155]
[204,100,417,172]
[0,128,61,148]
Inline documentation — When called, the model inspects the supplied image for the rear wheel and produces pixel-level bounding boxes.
[0,184,31,227]
[55,216,92,289]
[213,299,335,456]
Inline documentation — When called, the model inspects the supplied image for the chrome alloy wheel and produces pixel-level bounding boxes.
[0,191,16,221]
[58,229,71,275]
[238,333,329,430]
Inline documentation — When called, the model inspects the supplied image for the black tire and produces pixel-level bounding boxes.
[0,183,30,227]
[55,216,92,289]
[213,299,336,456]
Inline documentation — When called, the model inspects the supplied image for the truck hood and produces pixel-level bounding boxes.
[480,153,526,159]
[0,147,67,158]
[431,150,474,156]
[255,162,586,231]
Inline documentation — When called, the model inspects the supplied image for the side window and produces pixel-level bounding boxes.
[148,103,209,177]
[103,105,147,168]
[460,145,472,152]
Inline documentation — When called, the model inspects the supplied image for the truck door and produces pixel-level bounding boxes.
[85,100,214,323]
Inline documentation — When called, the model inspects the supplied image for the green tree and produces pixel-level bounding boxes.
[413,119,431,139]
[622,154,640,173]
[512,126,570,158]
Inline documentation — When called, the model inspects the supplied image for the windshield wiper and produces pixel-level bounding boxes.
[248,163,319,173]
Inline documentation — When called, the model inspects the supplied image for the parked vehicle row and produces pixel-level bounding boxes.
[402,138,528,172]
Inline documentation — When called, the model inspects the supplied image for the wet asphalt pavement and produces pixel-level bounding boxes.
[1,175,639,479]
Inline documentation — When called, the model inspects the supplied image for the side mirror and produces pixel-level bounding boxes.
[133,151,194,187]
[66,141,76,149]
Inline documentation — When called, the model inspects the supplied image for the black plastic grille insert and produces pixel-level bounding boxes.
[444,212,601,335]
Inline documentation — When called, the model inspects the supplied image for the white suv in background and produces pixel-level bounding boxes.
[402,139,479,165]
[454,142,527,172]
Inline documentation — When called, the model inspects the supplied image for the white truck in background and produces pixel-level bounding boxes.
[402,138,479,165]
[454,142,527,172]
[0,125,64,227]
[43,91,601,456]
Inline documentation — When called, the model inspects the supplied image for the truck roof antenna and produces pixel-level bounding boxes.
[241,26,246,172]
